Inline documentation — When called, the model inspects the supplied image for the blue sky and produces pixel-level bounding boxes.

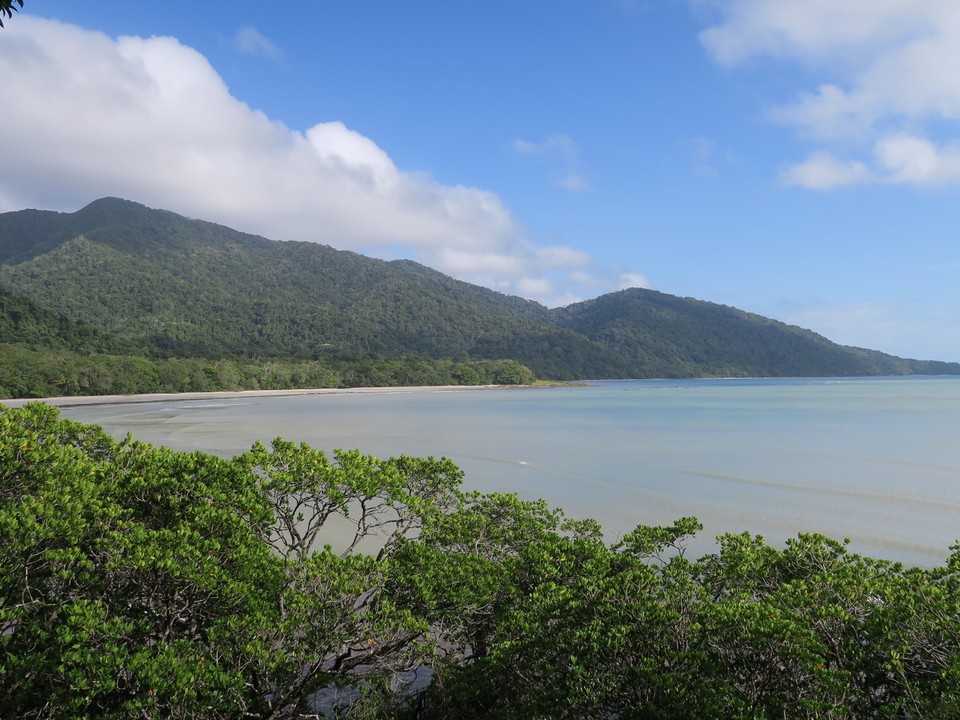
[1,1,958,361]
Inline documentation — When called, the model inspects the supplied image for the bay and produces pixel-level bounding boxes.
[58,376,960,567]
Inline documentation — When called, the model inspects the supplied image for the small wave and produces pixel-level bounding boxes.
[684,468,960,513]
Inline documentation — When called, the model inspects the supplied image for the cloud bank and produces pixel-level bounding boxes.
[701,0,960,188]
[0,17,641,306]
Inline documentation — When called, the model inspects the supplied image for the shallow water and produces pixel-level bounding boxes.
[60,376,960,566]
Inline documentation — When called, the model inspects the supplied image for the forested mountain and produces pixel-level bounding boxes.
[0,198,613,375]
[0,197,956,389]
[555,288,960,377]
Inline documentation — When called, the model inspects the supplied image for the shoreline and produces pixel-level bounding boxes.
[0,384,508,409]
[3,375,951,410]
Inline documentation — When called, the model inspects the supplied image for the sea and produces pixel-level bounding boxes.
[58,376,960,568]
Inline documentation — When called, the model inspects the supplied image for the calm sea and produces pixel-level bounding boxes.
[59,376,960,567]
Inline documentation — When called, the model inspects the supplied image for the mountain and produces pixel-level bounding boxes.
[0,197,956,381]
[554,288,958,377]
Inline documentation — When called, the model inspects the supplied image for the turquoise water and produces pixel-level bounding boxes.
[60,376,960,566]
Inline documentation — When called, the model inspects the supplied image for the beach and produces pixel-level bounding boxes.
[1,384,504,409]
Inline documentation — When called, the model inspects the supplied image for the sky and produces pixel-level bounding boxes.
[0,1,958,361]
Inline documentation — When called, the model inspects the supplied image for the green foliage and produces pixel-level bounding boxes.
[402,516,960,720]
[0,404,460,718]
[0,0,22,27]
[0,345,535,399]
[0,288,124,354]
[0,199,559,367]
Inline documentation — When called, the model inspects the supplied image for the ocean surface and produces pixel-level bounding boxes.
[60,376,960,567]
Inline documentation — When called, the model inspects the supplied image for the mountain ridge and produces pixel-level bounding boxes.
[0,197,956,381]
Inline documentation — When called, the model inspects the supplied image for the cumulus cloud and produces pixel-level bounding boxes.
[700,0,960,188]
[510,133,593,193]
[768,84,877,141]
[699,0,931,67]
[875,134,960,185]
[781,135,960,189]
[0,17,638,306]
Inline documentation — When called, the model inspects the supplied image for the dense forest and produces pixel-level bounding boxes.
[0,343,534,399]
[0,197,956,399]
[3,403,959,719]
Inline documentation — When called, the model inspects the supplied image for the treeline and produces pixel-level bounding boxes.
[2,403,959,719]
[0,344,534,398]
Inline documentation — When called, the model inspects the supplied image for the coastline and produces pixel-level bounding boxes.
[0,384,506,409]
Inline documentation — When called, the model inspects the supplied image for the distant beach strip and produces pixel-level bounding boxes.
[0,384,506,409]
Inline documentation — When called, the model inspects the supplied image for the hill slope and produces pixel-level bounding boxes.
[0,286,121,353]
[0,197,956,380]
[555,289,955,377]
[0,198,619,376]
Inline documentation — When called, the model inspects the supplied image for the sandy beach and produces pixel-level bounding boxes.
[1,384,504,409]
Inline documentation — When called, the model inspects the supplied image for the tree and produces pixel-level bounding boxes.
[398,510,960,719]
[0,403,462,718]
[0,0,22,27]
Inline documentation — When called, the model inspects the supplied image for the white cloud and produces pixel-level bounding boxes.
[0,17,640,307]
[780,151,871,189]
[699,0,936,68]
[875,134,960,185]
[233,26,283,60]
[426,241,641,309]
[780,135,960,188]
[700,0,960,189]
[516,277,555,298]
[536,245,592,270]
[768,84,877,141]
[510,133,593,192]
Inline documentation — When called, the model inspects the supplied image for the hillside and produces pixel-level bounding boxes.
[0,286,123,353]
[0,197,957,384]
[555,288,956,377]
[0,198,621,378]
